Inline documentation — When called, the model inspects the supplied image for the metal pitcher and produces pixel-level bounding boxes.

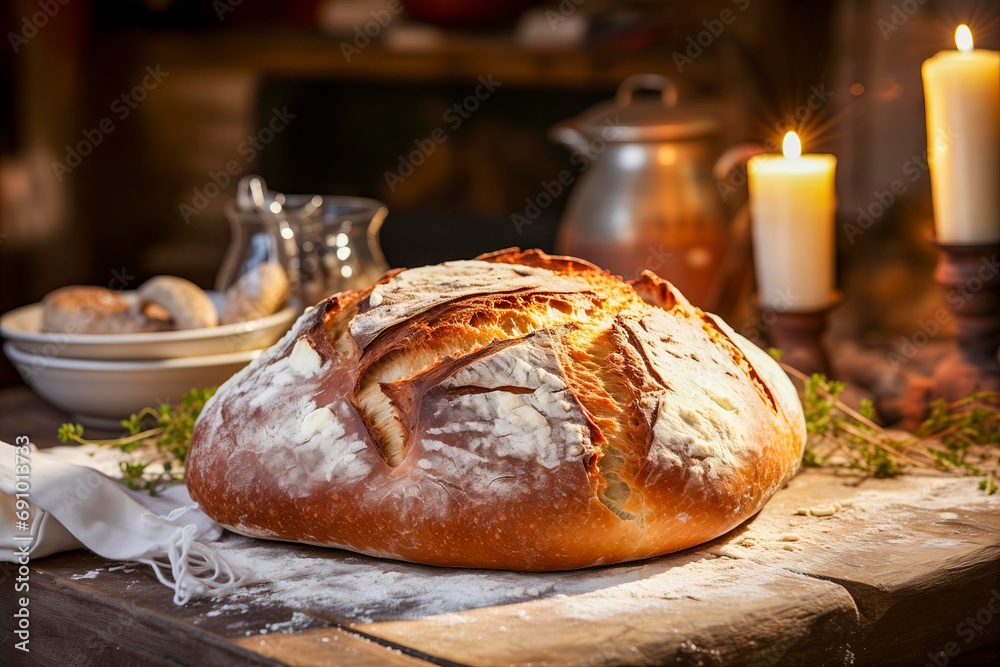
[551,74,731,308]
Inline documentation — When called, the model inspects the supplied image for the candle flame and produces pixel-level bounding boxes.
[956,24,973,52]
[782,132,802,159]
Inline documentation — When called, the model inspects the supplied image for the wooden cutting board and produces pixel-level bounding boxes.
[1,388,999,666]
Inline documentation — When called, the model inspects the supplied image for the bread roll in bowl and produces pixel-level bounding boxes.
[138,276,218,330]
[43,286,171,334]
[187,249,805,570]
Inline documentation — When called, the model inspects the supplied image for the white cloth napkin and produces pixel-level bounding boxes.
[0,439,241,604]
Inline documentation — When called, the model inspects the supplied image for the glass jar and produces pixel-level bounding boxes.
[216,177,390,308]
[216,199,296,300]
[290,196,390,306]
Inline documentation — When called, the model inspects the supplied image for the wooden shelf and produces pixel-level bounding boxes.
[111,28,688,89]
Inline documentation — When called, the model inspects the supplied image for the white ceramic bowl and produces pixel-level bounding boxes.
[0,293,298,360]
[3,342,259,428]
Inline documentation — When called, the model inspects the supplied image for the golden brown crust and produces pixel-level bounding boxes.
[187,250,805,570]
[477,247,605,274]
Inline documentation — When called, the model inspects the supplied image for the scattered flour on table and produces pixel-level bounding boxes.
[71,569,102,580]
[794,502,846,517]
[261,612,314,634]
[707,474,1000,563]
[62,470,997,637]
[199,537,787,629]
[187,474,999,633]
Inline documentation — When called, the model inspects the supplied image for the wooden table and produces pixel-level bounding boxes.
[1,387,999,666]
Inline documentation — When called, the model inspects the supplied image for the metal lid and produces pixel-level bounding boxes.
[566,74,719,143]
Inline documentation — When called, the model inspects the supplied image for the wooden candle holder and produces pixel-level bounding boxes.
[758,293,841,377]
[929,239,1000,402]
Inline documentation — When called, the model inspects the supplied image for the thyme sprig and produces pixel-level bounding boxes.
[778,360,999,492]
[57,387,216,495]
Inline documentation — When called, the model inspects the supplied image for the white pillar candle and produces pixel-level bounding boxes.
[748,132,838,311]
[921,25,1000,243]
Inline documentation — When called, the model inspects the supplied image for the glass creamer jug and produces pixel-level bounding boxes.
[217,176,390,308]
[551,74,728,308]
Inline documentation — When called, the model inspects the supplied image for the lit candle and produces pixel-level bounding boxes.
[747,132,837,311]
[921,25,1000,243]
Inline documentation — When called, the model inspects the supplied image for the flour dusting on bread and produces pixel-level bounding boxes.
[425,330,594,472]
[288,336,322,376]
[621,311,752,487]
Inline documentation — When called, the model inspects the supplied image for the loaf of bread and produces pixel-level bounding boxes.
[187,249,805,570]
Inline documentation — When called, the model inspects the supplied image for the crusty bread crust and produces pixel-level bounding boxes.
[186,249,805,570]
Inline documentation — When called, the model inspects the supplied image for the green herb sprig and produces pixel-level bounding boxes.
[777,360,999,492]
[58,387,216,495]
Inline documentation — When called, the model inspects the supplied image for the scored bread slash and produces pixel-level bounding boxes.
[186,248,806,571]
[349,259,588,349]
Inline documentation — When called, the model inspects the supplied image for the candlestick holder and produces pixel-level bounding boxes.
[756,293,841,377]
[929,239,1000,402]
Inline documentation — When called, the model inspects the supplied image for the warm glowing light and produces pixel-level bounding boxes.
[956,24,973,52]
[782,132,802,159]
